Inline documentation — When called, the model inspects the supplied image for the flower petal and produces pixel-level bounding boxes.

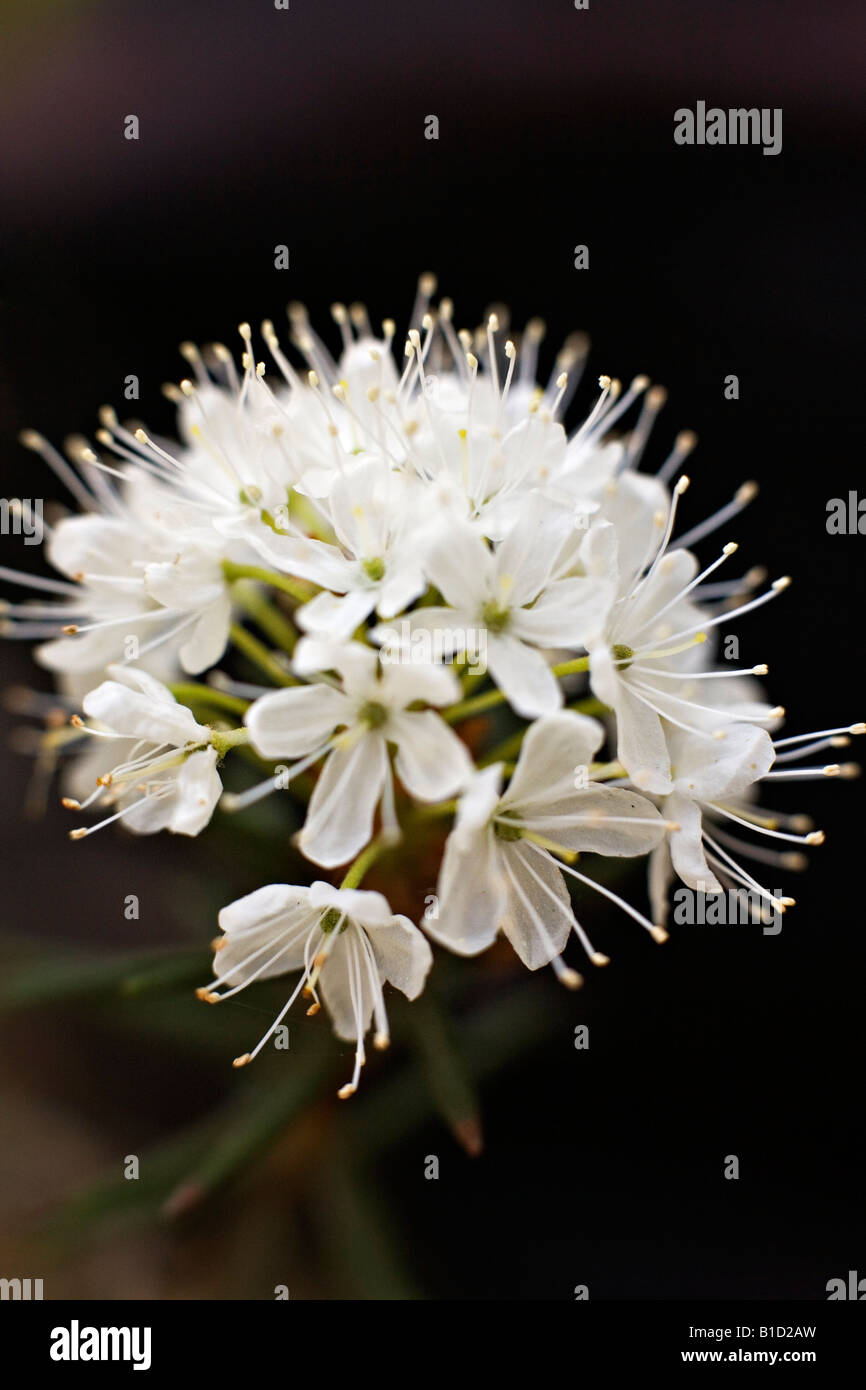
[666,791,723,892]
[500,711,604,809]
[299,734,388,867]
[389,710,472,801]
[496,840,572,970]
[245,683,349,758]
[424,823,504,956]
[487,633,563,718]
[167,747,223,835]
[83,678,204,745]
[366,914,433,999]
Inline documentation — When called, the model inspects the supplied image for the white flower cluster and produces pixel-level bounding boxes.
[3,278,860,1097]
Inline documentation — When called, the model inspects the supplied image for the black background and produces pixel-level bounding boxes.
[0,0,863,1299]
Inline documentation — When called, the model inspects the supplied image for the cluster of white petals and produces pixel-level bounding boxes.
[4,278,860,1095]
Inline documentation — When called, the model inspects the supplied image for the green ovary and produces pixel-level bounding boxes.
[493,819,523,842]
[358,700,388,730]
[480,600,510,633]
[320,908,345,934]
[362,556,386,582]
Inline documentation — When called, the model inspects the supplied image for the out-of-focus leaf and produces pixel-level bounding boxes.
[0,942,210,1011]
[162,1054,334,1219]
[313,1159,422,1299]
[41,1052,335,1244]
[346,978,565,1158]
[405,995,483,1155]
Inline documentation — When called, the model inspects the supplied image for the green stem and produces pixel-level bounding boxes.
[231,580,298,653]
[169,683,250,717]
[479,695,609,766]
[568,695,608,717]
[222,560,315,604]
[339,836,392,890]
[443,654,591,724]
[407,799,457,824]
[459,666,488,697]
[441,686,509,724]
[590,760,627,781]
[229,622,296,687]
[552,655,592,678]
[210,727,251,757]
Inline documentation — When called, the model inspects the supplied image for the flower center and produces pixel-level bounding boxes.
[493,817,523,841]
[358,700,388,729]
[611,643,634,669]
[481,599,511,633]
[362,556,386,582]
[320,907,346,934]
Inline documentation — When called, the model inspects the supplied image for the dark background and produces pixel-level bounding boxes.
[0,0,863,1299]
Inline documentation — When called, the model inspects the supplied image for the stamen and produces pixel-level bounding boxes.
[531,842,666,942]
[773,723,865,749]
[497,846,583,986]
[628,543,738,642]
[18,429,98,513]
[654,578,790,647]
[623,385,668,471]
[672,481,758,551]
[515,844,607,966]
[0,565,80,597]
[68,790,158,838]
[702,832,788,911]
[708,802,824,845]
[762,765,841,780]
[655,429,697,484]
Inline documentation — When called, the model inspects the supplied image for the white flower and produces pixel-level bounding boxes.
[64,666,222,837]
[587,479,787,793]
[8,445,238,678]
[382,492,615,718]
[242,639,472,866]
[3,279,858,1082]
[655,722,776,893]
[424,712,668,980]
[648,720,861,925]
[231,456,427,640]
[201,880,433,1097]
